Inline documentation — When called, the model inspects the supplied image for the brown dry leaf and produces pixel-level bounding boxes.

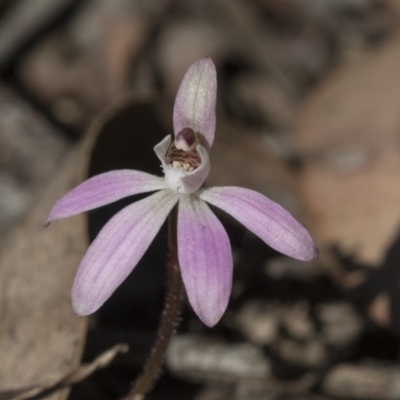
[0,148,88,399]
[295,31,400,267]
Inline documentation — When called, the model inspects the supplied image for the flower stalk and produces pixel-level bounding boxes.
[122,207,183,400]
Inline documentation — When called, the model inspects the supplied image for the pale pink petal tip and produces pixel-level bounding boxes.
[173,57,217,148]
[200,187,318,262]
[71,190,179,315]
[47,170,167,224]
[178,196,232,327]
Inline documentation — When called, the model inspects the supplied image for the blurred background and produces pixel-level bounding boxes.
[1,0,400,399]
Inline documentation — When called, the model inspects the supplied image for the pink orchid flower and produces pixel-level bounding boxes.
[47,58,317,327]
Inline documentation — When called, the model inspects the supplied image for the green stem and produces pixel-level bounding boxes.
[122,207,183,400]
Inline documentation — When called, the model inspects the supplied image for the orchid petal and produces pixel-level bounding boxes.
[47,170,167,223]
[179,145,210,194]
[178,195,232,327]
[200,187,318,261]
[154,135,171,169]
[173,58,217,148]
[72,189,178,315]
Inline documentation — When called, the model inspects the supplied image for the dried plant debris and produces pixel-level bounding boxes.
[0,0,78,67]
[316,302,364,347]
[0,150,87,399]
[0,171,29,232]
[1,344,128,400]
[322,362,400,400]
[236,301,316,346]
[0,85,69,236]
[166,335,271,382]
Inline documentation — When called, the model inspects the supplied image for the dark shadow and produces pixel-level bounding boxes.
[335,226,400,336]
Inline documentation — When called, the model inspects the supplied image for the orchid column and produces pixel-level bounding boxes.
[48,58,317,399]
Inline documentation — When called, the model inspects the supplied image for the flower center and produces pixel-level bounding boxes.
[166,128,201,172]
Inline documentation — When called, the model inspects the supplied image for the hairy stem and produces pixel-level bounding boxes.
[122,207,183,400]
